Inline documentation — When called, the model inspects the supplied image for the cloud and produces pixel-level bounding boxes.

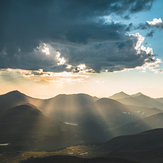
[0,68,89,83]
[50,33,157,73]
[56,52,66,65]
[0,0,157,74]
[137,18,163,30]
[0,33,158,73]
[136,58,163,74]
[146,18,163,30]
[147,18,162,26]
[39,43,50,55]
[125,23,133,32]
[135,18,163,39]
[146,30,155,37]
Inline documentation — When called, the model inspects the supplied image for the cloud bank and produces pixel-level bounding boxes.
[0,0,158,74]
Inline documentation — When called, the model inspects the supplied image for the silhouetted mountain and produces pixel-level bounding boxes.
[109,91,130,99]
[38,97,143,142]
[1,91,163,144]
[103,128,163,163]
[40,93,98,122]
[115,93,163,110]
[134,94,163,108]
[6,92,160,142]
[94,98,139,128]
[0,104,82,151]
[0,104,68,138]
[111,113,163,136]
[1,91,161,123]
[1,91,163,162]
[0,90,26,110]
[0,91,98,119]
[77,98,160,141]
[0,90,42,113]
[94,98,162,128]
[39,94,111,142]
[40,97,155,142]
[131,92,144,97]
[0,91,111,142]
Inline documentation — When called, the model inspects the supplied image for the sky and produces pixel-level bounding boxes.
[0,0,163,99]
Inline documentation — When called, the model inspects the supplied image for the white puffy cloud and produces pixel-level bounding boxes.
[129,33,145,51]
[137,18,163,34]
[37,43,50,55]
[147,18,162,25]
[56,52,66,65]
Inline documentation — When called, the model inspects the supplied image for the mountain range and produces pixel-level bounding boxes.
[109,91,163,109]
[1,90,163,142]
[1,90,163,162]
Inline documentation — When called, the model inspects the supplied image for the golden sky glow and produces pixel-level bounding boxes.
[0,68,163,99]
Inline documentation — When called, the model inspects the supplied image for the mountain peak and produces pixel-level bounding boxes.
[120,91,126,94]
[4,90,23,95]
[10,90,22,94]
[109,91,130,100]
[131,92,145,97]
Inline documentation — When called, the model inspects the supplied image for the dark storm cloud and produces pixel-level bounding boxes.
[57,34,155,72]
[146,30,155,37]
[136,23,149,30]
[125,23,133,32]
[8,34,154,73]
[0,0,156,73]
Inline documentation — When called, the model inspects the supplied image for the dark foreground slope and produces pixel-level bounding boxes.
[20,155,141,163]
[16,129,163,163]
[0,104,82,151]
[103,128,163,163]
